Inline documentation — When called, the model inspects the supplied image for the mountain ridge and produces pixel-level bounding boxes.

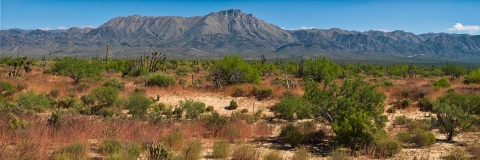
[1,9,480,62]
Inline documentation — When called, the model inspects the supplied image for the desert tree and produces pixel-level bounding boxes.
[50,57,102,83]
[433,102,477,141]
[303,78,387,147]
[211,55,260,86]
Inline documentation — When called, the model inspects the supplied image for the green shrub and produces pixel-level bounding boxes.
[383,81,394,87]
[16,90,51,112]
[263,151,283,160]
[232,144,260,160]
[251,87,273,101]
[434,78,451,88]
[392,116,409,126]
[146,143,173,160]
[47,110,62,129]
[211,55,261,85]
[212,141,230,159]
[173,107,183,119]
[162,129,184,151]
[418,97,433,111]
[180,140,202,160]
[50,57,102,83]
[279,124,304,148]
[88,86,119,107]
[201,111,228,138]
[412,131,436,147]
[274,95,313,120]
[401,98,411,108]
[49,89,60,98]
[407,120,431,133]
[57,96,82,109]
[292,146,311,160]
[75,82,90,92]
[206,105,214,112]
[146,73,176,87]
[180,99,206,119]
[241,108,248,113]
[441,150,469,160]
[126,93,152,118]
[231,87,246,97]
[53,142,86,160]
[134,87,146,94]
[374,137,402,158]
[123,143,141,159]
[226,100,238,110]
[103,78,125,91]
[386,106,396,113]
[99,138,122,155]
[328,148,351,160]
[16,83,27,91]
[0,81,16,96]
[396,131,412,143]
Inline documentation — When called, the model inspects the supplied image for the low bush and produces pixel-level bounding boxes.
[328,148,351,160]
[16,83,27,91]
[386,106,396,113]
[400,98,411,108]
[180,140,202,160]
[407,120,432,133]
[52,142,86,160]
[263,151,283,160]
[180,99,206,119]
[383,81,394,87]
[412,131,436,147]
[232,144,260,160]
[251,87,273,101]
[162,128,184,151]
[279,124,304,148]
[226,100,238,110]
[88,86,119,108]
[49,89,60,98]
[274,95,313,120]
[146,143,173,160]
[392,116,409,126]
[373,137,402,158]
[396,131,412,143]
[418,97,433,111]
[0,81,16,96]
[99,138,122,155]
[231,87,246,97]
[292,146,311,160]
[433,78,451,88]
[103,78,125,91]
[126,93,152,118]
[16,90,51,112]
[442,150,469,160]
[57,96,82,109]
[206,105,214,112]
[146,73,176,87]
[212,141,230,159]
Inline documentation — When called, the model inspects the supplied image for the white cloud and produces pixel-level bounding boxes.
[286,26,317,30]
[299,26,316,30]
[375,29,389,32]
[37,26,96,30]
[448,23,480,33]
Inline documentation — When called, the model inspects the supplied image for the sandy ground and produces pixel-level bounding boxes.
[150,90,278,116]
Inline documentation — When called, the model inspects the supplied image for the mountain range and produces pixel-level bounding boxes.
[1,9,480,62]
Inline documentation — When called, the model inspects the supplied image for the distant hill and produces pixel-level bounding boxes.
[1,9,480,62]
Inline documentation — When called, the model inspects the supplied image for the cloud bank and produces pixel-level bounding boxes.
[448,23,480,33]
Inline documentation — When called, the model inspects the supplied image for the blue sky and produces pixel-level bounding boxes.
[1,0,480,34]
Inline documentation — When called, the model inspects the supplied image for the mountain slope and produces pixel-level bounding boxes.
[1,9,480,62]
